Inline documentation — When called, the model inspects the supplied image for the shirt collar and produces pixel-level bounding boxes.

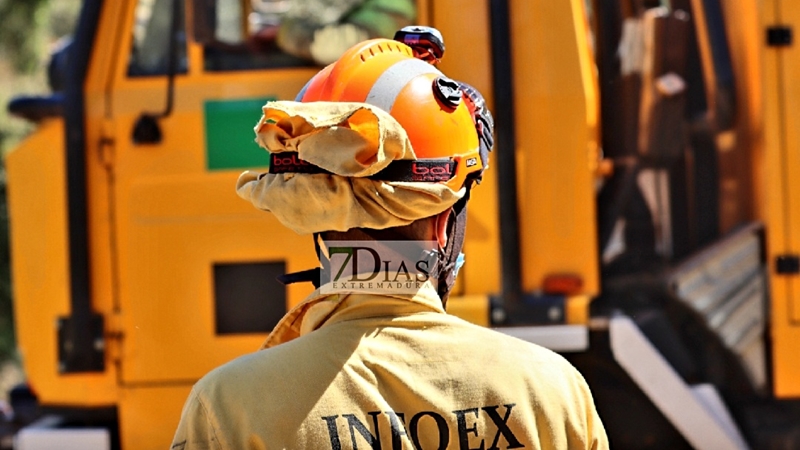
[259,281,444,350]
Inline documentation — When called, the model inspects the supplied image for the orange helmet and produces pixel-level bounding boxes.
[294,29,493,192]
[254,27,494,295]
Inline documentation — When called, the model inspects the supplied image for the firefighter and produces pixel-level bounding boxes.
[171,27,608,449]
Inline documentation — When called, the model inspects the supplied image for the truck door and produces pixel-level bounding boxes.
[108,0,320,387]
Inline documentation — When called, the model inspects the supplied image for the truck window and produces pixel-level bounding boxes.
[197,0,418,71]
[202,0,312,71]
[128,0,188,76]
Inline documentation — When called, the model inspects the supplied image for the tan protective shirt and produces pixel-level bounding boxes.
[171,284,608,449]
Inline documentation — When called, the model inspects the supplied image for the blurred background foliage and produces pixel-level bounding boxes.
[0,0,82,366]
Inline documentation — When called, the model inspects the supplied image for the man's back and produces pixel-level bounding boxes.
[172,288,607,449]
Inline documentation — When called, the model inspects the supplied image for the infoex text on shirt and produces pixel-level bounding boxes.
[321,403,525,450]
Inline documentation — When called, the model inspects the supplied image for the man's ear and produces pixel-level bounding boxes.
[434,209,451,248]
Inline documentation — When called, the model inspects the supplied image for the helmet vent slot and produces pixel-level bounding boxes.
[357,41,411,63]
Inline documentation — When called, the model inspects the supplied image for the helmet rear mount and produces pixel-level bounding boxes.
[393,26,445,65]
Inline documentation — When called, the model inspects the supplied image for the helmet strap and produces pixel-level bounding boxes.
[434,192,470,307]
[276,232,329,288]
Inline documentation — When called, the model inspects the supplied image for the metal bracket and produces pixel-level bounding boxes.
[767,26,792,47]
[57,314,105,373]
[490,294,566,326]
[776,255,800,274]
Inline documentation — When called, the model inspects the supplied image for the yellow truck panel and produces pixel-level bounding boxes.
[6,120,118,405]
[511,0,600,296]
[762,0,800,397]
[118,385,190,449]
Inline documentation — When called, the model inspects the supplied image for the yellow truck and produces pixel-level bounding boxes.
[5,0,800,448]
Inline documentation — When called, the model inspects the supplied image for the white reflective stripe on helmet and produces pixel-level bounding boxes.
[365,58,442,113]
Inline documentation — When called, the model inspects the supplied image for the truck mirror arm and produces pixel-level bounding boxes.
[132,0,183,145]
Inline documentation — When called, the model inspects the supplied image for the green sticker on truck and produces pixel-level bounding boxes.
[204,97,276,170]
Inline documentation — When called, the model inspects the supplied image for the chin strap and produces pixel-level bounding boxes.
[276,232,329,289]
[432,193,470,307]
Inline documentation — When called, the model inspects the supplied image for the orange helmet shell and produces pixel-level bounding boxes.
[297,39,482,191]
